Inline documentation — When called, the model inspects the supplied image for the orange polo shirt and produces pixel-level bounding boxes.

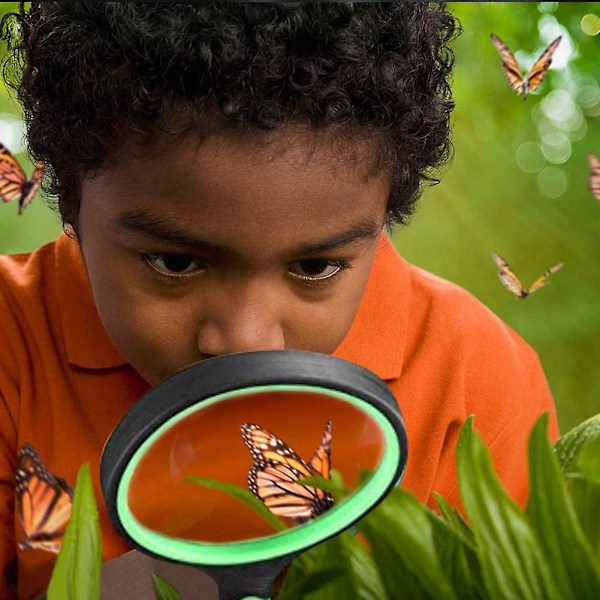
[0,232,558,599]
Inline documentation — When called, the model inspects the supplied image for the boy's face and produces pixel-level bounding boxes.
[77,130,390,385]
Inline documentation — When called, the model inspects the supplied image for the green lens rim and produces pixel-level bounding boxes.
[116,384,400,566]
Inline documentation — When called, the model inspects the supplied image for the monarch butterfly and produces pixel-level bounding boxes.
[15,443,74,553]
[588,153,600,200]
[0,142,45,214]
[490,34,562,99]
[241,420,333,523]
[492,252,563,299]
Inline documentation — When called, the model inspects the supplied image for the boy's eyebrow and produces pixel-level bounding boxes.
[116,210,382,255]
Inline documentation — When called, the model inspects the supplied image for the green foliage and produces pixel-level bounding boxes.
[152,573,183,600]
[47,413,600,599]
[457,417,560,599]
[279,532,383,600]
[554,413,600,557]
[184,475,287,533]
[47,464,101,600]
[554,413,600,474]
[526,415,600,598]
[280,413,600,599]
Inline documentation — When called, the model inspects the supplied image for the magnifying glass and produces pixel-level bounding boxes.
[100,350,407,600]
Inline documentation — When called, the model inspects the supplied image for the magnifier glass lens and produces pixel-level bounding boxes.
[126,387,385,543]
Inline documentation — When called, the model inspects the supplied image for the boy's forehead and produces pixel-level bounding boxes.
[107,125,385,183]
[80,127,391,254]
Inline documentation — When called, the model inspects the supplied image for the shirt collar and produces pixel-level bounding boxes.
[56,232,410,379]
[56,233,129,369]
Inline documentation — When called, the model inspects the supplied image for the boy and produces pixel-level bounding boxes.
[0,3,558,598]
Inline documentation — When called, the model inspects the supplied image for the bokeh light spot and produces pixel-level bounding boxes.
[516,142,545,173]
[537,17,572,69]
[541,133,571,165]
[581,14,600,36]
[542,89,576,122]
[0,115,25,153]
[538,2,558,14]
[537,166,568,199]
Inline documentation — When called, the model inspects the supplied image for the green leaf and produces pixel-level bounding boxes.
[152,573,183,600]
[276,562,342,600]
[565,435,600,558]
[277,543,329,598]
[184,476,286,533]
[554,413,600,475]
[358,487,457,600]
[434,493,476,547]
[47,464,101,600]
[286,532,385,600]
[457,416,561,600]
[430,495,484,599]
[296,471,350,500]
[288,568,344,598]
[526,414,600,598]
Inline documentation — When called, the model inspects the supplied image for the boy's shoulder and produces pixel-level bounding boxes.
[401,258,541,372]
[0,238,57,286]
[0,234,126,371]
[374,240,539,368]
[0,237,62,325]
[410,262,499,318]
[341,237,540,383]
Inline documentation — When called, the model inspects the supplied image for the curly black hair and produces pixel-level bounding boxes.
[1,2,459,227]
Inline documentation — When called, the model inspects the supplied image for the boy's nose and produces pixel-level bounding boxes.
[195,284,286,357]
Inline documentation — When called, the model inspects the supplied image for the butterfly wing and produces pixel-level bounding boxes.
[18,162,45,214]
[241,423,334,521]
[0,143,27,203]
[490,34,525,94]
[525,36,562,94]
[308,419,332,479]
[527,262,563,295]
[588,153,600,200]
[492,252,525,298]
[248,461,328,520]
[16,444,74,553]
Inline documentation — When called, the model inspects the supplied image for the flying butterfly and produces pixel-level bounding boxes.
[15,443,74,553]
[588,153,600,200]
[0,142,45,214]
[241,420,333,523]
[490,34,562,99]
[492,252,563,299]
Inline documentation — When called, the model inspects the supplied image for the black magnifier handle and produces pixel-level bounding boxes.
[202,552,299,600]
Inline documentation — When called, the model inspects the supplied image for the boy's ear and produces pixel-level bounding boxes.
[63,223,78,241]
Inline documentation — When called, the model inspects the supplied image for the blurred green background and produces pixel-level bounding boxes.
[0,2,598,432]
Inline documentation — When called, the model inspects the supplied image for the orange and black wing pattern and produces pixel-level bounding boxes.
[525,36,562,94]
[490,34,526,95]
[527,262,564,295]
[0,143,45,214]
[241,420,333,523]
[490,34,561,99]
[588,153,600,200]
[308,419,332,480]
[492,252,563,299]
[15,443,74,553]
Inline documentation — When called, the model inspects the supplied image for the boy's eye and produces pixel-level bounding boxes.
[143,253,205,277]
[288,259,348,282]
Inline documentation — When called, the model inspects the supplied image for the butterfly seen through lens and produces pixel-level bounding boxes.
[241,420,333,524]
[0,142,45,214]
[490,34,562,99]
[15,443,74,553]
[492,252,563,299]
